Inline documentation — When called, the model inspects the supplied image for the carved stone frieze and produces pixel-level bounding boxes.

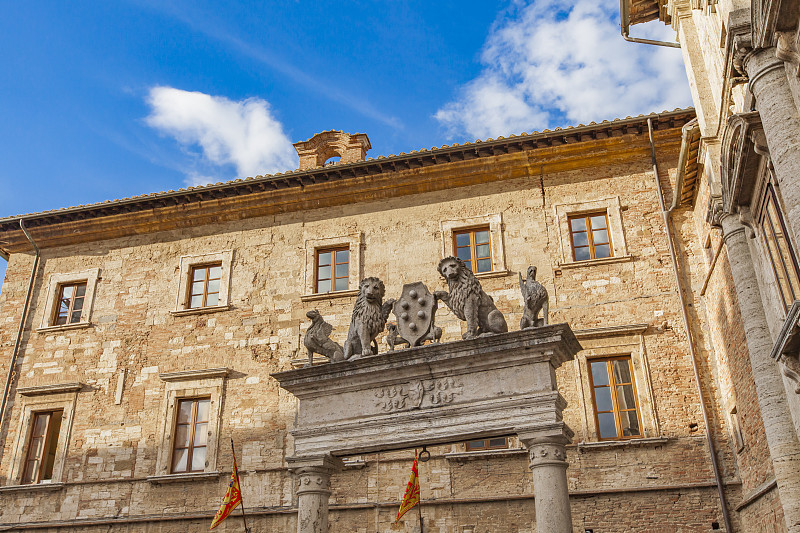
[375,377,463,412]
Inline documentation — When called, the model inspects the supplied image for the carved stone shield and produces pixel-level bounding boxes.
[392,282,437,347]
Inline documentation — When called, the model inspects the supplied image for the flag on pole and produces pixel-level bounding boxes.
[395,450,421,524]
[210,455,243,530]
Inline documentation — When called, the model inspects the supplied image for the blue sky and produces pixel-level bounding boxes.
[0,0,691,292]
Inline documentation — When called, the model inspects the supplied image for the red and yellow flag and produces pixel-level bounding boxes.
[395,451,421,524]
[210,456,243,530]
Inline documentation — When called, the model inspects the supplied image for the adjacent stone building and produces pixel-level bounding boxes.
[0,1,799,529]
[622,0,800,531]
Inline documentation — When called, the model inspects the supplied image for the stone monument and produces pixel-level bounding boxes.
[273,325,580,533]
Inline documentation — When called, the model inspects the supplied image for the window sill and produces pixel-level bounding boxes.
[574,436,668,450]
[36,322,92,333]
[0,482,65,493]
[301,289,359,302]
[146,471,220,484]
[445,448,527,461]
[170,305,230,317]
[558,255,633,269]
[474,269,512,280]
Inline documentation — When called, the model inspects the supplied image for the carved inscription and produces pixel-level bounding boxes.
[375,377,463,412]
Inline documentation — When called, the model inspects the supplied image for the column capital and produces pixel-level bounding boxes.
[527,441,569,470]
[517,421,573,447]
[744,47,785,96]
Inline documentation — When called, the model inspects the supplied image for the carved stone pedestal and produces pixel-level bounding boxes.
[288,455,342,533]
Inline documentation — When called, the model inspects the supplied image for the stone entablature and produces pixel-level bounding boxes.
[273,324,578,458]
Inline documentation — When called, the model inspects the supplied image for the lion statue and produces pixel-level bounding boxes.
[435,256,508,339]
[303,309,344,366]
[343,277,395,359]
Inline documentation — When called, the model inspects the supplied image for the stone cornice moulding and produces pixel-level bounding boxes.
[0,111,695,254]
[17,383,84,396]
[572,324,649,339]
[158,368,229,382]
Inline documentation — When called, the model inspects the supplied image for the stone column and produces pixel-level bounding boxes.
[744,47,800,247]
[288,455,341,533]
[721,214,800,532]
[519,425,573,533]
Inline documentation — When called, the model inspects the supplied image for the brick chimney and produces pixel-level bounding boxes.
[293,131,372,171]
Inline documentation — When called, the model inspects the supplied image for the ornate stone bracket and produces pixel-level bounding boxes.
[770,301,800,393]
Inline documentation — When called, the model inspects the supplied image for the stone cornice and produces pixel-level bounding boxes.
[17,383,84,396]
[0,110,694,254]
[573,323,649,339]
[158,368,229,382]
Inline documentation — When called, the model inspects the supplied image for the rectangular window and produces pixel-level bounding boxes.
[569,212,612,261]
[465,437,508,451]
[453,227,492,273]
[53,282,86,325]
[21,410,63,484]
[316,247,349,293]
[589,356,641,440]
[760,185,800,312]
[171,398,210,473]
[187,264,222,309]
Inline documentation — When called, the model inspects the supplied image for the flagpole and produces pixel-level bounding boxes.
[416,449,423,533]
[230,438,250,533]
[417,498,424,533]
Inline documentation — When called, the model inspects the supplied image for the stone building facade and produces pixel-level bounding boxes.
[623,0,800,531]
[0,106,761,532]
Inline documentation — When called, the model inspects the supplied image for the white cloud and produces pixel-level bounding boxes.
[435,0,692,139]
[146,87,297,185]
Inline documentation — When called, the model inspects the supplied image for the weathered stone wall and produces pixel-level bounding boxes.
[0,129,744,531]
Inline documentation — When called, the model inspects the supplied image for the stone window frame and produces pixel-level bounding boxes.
[750,165,800,317]
[440,214,508,277]
[301,233,363,301]
[171,251,233,316]
[5,383,82,488]
[147,368,227,483]
[37,268,100,331]
[554,198,631,268]
[586,355,644,441]
[573,325,660,442]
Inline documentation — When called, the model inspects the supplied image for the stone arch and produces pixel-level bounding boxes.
[293,131,371,171]
[721,111,767,214]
